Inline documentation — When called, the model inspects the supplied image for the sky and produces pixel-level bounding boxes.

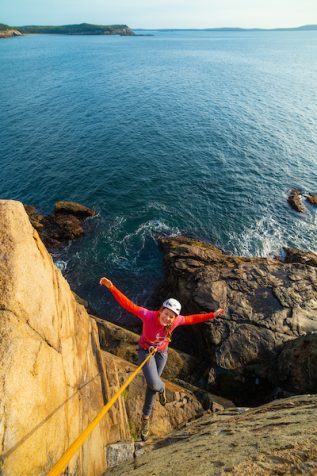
[2,0,317,29]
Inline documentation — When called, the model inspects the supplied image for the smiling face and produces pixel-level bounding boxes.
[159,307,177,327]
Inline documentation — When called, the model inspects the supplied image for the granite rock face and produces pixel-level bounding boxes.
[0,200,130,476]
[158,236,317,402]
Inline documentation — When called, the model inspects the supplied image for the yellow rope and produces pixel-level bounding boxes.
[47,347,156,476]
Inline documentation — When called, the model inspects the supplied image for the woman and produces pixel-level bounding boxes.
[99,277,225,441]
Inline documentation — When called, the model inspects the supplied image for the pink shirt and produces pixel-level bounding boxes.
[137,307,186,351]
[109,285,216,352]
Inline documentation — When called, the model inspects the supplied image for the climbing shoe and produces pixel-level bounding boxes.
[140,416,150,441]
[159,387,167,406]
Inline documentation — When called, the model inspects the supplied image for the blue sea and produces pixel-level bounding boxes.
[1,30,317,325]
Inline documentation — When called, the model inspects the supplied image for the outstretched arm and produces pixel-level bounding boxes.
[181,308,225,326]
[99,277,142,318]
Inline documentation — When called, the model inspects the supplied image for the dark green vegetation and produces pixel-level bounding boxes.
[0,22,134,35]
[0,23,11,30]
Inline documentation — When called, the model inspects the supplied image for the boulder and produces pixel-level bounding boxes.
[306,193,317,206]
[158,236,317,402]
[54,200,96,217]
[106,443,134,469]
[24,201,95,248]
[0,200,131,476]
[287,189,306,212]
[40,213,84,246]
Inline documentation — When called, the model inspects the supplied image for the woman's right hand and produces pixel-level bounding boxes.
[214,308,225,318]
[99,277,113,289]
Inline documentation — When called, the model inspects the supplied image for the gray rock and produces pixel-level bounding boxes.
[306,193,317,206]
[106,442,135,469]
[54,200,96,217]
[277,333,317,393]
[106,395,317,476]
[284,246,317,268]
[158,236,317,400]
[287,189,306,212]
[24,201,95,248]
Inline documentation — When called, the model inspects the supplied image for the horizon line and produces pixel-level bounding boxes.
[2,21,317,31]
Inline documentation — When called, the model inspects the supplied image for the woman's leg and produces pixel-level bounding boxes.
[138,348,168,417]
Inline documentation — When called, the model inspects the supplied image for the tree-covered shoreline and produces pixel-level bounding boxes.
[0,22,135,36]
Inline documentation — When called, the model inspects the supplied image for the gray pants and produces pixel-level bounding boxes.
[138,347,168,417]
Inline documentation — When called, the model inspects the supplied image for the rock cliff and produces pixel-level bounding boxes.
[0,201,214,474]
[0,200,130,475]
[158,236,317,403]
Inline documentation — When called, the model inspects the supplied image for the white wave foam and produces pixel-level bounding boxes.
[145,201,169,212]
[227,216,285,258]
[106,219,181,270]
[55,259,68,272]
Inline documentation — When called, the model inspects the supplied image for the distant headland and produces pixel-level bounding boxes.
[135,24,317,32]
[0,22,135,38]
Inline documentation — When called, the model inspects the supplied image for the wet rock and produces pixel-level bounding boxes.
[24,201,95,248]
[287,189,306,212]
[284,246,317,267]
[41,213,84,246]
[306,193,317,206]
[158,236,317,402]
[54,200,96,217]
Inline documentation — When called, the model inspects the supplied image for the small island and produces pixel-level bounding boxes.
[0,22,135,38]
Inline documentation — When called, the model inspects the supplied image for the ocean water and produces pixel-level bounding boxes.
[1,31,317,325]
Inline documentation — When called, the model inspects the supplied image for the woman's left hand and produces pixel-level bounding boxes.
[214,308,225,318]
[99,277,113,289]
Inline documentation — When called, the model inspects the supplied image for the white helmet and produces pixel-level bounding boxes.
[162,298,181,316]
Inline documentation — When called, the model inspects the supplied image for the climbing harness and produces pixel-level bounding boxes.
[46,346,157,476]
